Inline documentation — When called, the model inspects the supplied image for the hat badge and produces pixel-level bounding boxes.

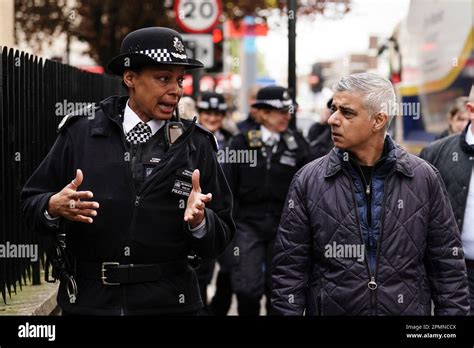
[283,91,290,100]
[210,97,218,108]
[173,37,185,53]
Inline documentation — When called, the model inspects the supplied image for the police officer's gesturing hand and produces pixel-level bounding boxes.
[47,169,100,223]
[184,169,212,228]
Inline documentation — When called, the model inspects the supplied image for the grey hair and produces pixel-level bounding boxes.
[333,72,397,130]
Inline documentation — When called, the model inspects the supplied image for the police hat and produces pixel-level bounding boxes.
[197,92,227,113]
[251,86,293,110]
[106,27,204,76]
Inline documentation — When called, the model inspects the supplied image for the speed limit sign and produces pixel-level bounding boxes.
[174,0,222,33]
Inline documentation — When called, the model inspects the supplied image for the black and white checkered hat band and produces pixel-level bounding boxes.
[197,101,227,111]
[137,49,172,62]
[255,99,292,108]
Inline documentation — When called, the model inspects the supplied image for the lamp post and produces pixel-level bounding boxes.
[288,0,297,129]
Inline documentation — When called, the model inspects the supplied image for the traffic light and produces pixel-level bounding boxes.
[309,63,324,94]
[207,24,223,73]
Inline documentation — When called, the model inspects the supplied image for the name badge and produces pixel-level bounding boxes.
[171,179,192,197]
[176,168,194,179]
[279,154,296,167]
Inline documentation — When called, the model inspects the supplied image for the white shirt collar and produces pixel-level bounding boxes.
[466,124,474,146]
[123,100,164,136]
[260,125,280,145]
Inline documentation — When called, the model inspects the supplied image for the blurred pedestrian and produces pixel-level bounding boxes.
[420,85,474,314]
[434,96,470,140]
[307,98,334,160]
[178,95,198,120]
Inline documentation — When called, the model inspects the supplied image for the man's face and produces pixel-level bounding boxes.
[199,110,225,133]
[328,91,375,151]
[124,65,185,121]
[261,108,291,133]
[450,111,470,134]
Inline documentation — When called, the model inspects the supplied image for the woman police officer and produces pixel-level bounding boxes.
[21,27,235,315]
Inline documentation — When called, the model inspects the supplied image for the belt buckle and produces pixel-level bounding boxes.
[101,262,120,286]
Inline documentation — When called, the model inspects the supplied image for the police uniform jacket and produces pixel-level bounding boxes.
[224,125,309,222]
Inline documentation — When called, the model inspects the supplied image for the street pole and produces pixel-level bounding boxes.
[288,0,297,130]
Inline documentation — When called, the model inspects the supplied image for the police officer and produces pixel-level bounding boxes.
[197,92,233,149]
[20,27,235,315]
[194,91,236,314]
[224,85,310,315]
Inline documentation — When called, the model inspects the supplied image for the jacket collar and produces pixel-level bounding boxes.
[89,95,197,154]
[123,100,165,135]
[325,135,414,178]
[87,95,128,137]
[460,122,474,154]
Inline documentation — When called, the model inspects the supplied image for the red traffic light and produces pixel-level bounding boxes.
[212,28,223,43]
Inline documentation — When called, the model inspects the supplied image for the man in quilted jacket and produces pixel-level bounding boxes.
[271,72,470,315]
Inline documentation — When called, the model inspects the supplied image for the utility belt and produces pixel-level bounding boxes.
[76,260,190,286]
[44,230,201,304]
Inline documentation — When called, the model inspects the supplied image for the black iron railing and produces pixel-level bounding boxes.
[0,46,124,304]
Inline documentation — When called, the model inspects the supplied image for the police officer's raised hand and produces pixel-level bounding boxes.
[47,169,100,224]
[184,169,212,229]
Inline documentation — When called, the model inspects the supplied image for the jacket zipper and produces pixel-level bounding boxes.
[343,169,374,315]
[108,113,195,314]
[359,165,375,195]
[110,115,139,316]
[371,171,394,315]
[348,159,394,315]
[356,164,376,272]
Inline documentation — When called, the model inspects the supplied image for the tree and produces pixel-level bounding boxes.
[14,0,350,67]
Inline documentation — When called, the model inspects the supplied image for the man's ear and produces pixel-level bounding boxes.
[373,112,388,132]
[466,102,474,113]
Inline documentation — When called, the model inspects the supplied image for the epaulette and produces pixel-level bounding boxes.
[57,104,98,133]
[246,129,263,148]
[195,122,219,152]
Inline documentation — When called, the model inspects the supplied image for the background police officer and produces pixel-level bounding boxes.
[21,27,235,315]
[197,91,234,149]
[224,85,310,315]
[194,91,235,313]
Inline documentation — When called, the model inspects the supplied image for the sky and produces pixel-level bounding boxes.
[256,0,411,83]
